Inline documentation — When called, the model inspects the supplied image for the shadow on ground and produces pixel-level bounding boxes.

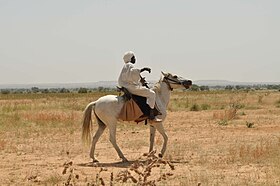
[77,159,188,168]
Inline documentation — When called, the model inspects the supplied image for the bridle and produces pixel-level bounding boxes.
[162,76,183,91]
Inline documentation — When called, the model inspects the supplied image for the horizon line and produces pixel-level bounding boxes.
[1,79,280,87]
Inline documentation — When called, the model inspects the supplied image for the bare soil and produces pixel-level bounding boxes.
[1,92,280,185]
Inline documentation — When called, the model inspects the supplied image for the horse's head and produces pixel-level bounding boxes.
[161,71,192,91]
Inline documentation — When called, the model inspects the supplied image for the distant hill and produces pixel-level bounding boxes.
[193,80,280,86]
[0,80,279,89]
[0,81,118,89]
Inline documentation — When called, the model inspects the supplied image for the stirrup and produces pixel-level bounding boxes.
[149,117,162,122]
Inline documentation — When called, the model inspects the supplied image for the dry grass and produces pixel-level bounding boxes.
[0,90,280,185]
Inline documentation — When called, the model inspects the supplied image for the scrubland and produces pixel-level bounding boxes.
[0,90,280,185]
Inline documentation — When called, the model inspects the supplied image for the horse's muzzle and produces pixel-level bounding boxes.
[182,80,192,89]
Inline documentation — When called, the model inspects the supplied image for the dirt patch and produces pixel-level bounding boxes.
[1,92,280,185]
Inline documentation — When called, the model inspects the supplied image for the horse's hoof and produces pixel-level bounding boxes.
[92,159,99,163]
[158,153,163,158]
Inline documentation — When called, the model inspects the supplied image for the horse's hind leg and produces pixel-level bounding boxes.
[108,123,128,162]
[149,125,156,152]
[90,121,106,162]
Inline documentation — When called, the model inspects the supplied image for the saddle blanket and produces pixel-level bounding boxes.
[118,98,143,121]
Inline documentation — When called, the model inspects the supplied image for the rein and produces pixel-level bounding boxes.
[163,77,182,91]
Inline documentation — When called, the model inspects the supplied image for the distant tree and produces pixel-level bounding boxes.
[97,86,104,92]
[235,85,243,90]
[31,87,40,93]
[41,89,49,93]
[1,89,10,94]
[59,88,70,93]
[78,87,88,93]
[267,84,280,90]
[14,90,24,94]
[225,85,234,90]
[200,86,209,91]
[190,84,200,91]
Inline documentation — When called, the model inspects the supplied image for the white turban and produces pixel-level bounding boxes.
[123,51,135,63]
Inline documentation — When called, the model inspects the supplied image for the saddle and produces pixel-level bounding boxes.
[117,87,161,124]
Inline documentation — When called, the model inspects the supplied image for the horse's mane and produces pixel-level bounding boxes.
[152,76,164,93]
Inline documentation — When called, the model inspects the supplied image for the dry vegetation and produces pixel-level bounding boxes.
[0,90,280,185]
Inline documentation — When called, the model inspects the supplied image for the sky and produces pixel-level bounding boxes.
[0,0,279,84]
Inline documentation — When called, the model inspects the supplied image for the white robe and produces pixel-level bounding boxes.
[118,63,156,109]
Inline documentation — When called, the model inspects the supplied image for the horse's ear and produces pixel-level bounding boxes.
[161,71,168,77]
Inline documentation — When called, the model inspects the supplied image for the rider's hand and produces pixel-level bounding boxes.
[140,67,151,73]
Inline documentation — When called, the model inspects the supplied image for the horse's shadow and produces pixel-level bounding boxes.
[77,159,188,168]
[77,160,136,168]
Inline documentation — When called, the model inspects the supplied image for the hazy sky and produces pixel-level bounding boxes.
[0,0,279,84]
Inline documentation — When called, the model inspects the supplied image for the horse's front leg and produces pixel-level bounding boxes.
[149,125,156,152]
[153,122,168,158]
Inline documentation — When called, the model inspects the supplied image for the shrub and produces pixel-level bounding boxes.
[225,108,237,120]
[246,121,254,128]
[240,111,246,116]
[275,99,280,108]
[190,104,200,111]
[230,102,245,109]
[201,104,211,110]
[218,119,228,126]
[258,95,264,104]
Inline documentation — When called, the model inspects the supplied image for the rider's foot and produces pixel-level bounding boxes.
[149,109,162,122]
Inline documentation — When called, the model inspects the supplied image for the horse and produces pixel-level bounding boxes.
[82,72,192,162]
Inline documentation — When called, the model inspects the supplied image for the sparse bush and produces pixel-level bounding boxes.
[225,108,237,120]
[275,99,280,108]
[246,121,254,128]
[115,151,175,185]
[218,119,228,126]
[190,104,200,111]
[258,95,264,104]
[214,102,241,126]
[240,111,246,116]
[201,103,211,110]
[230,102,245,110]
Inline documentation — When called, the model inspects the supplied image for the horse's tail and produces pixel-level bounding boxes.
[82,101,96,144]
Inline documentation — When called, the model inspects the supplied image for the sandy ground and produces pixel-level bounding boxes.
[1,107,280,185]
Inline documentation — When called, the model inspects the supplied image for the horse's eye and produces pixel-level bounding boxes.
[173,75,178,78]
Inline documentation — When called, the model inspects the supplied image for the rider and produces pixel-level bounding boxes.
[118,51,161,122]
